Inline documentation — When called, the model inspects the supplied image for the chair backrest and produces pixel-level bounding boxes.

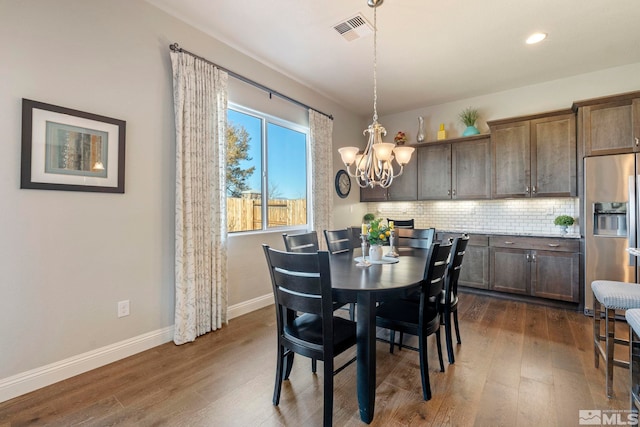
[421,240,453,306]
[387,218,415,229]
[324,229,353,254]
[445,234,470,303]
[282,231,319,253]
[348,226,362,249]
[396,228,435,249]
[262,245,334,358]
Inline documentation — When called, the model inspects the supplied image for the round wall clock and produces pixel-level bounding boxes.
[335,169,351,198]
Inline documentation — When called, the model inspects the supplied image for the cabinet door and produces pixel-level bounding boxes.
[531,250,579,302]
[417,144,451,200]
[459,245,490,289]
[531,114,577,197]
[387,153,417,201]
[452,137,491,199]
[491,121,531,198]
[582,100,636,155]
[490,247,530,295]
[360,185,387,202]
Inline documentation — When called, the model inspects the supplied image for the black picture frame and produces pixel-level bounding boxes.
[21,99,126,193]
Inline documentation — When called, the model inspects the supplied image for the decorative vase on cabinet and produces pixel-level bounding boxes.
[416,116,425,142]
[462,125,480,136]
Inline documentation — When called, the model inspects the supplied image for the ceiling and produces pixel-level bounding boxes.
[147,0,640,117]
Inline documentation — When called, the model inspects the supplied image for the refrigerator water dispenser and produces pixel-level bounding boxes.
[593,202,628,236]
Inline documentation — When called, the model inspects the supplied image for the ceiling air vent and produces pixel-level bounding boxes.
[333,13,373,42]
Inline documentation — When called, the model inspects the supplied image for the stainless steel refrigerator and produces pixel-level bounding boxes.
[584,154,638,312]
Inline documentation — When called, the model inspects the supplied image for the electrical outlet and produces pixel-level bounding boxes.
[117,300,130,318]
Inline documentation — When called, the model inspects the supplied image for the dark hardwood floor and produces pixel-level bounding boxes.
[0,293,632,426]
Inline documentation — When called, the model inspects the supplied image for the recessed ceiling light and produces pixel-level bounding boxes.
[526,32,547,44]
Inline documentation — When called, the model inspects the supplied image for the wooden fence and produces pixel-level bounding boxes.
[227,198,307,232]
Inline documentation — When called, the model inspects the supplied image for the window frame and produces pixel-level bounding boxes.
[227,103,311,234]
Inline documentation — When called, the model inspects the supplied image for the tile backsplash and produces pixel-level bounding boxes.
[367,198,580,236]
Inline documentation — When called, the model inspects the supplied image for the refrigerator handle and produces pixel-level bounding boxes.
[629,175,637,266]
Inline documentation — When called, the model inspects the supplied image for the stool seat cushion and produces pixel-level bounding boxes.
[592,280,640,310]
[626,308,640,336]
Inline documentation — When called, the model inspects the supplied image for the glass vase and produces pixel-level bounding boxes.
[416,116,425,143]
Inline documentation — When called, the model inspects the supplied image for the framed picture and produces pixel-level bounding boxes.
[21,99,126,193]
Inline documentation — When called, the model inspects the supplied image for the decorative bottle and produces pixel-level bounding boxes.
[416,116,425,142]
[437,123,447,140]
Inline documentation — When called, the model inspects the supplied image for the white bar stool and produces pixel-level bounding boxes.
[626,308,640,414]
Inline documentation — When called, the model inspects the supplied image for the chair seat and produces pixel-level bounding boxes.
[592,280,640,310]
[285,314,357,354]
[376,300,439,334]
[627,309,640,336]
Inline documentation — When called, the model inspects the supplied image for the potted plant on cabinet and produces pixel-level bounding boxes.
[554,215,575,235]
[459,106,480,136]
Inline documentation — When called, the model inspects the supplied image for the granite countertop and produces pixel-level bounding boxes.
[437,229,582,239]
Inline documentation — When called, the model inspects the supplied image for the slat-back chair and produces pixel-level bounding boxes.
[262,245,357,427]
[282,231,319,253]
[375,241,453,400]
[387,218,415,229]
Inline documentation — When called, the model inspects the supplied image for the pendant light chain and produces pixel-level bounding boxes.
[336,0,415,189]
[372,5,378,124]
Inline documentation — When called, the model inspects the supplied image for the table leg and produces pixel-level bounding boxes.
[356,292,376,423]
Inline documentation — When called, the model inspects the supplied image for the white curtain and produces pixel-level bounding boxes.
[309,110,334,248]
[171,51,229,345]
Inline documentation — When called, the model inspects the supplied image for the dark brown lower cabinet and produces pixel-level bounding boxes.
[489,236,580,303]
[437,233,490,290]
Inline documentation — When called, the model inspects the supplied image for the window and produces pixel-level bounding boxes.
[226,105,309,233]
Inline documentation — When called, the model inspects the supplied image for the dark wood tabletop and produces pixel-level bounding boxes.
[328,247,428,424]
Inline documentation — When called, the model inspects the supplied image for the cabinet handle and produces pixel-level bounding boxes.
[525,186,530,194]
[636,137,639,146]
[504,241,514,245]
[548,243,560,247]
[452,189,456,196]
[526,253,530,261]
[532,185,537,194]
[447,189,451,196]
[531,253,536,262]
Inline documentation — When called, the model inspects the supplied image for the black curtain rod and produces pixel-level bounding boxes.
[169,43,333,120]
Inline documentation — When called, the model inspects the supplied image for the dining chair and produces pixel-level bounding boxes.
[262,245,357,427]
[395,228,435,249]
[282,231,319,253]
[440,234,469,364]
[375,240,452,400]
[324,229,356,321]
[387,218,415,229]
[323,229,352,254]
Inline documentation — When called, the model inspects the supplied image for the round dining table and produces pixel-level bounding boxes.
[328,247,429,424]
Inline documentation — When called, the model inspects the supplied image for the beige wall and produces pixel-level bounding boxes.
[0,0,361,390]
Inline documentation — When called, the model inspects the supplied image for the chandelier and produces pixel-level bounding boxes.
[338,0,415,189]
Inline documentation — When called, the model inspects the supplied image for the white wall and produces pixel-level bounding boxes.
[379,63,640,143]
[0,0,362,399]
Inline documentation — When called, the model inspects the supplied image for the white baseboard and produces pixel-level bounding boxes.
[0,326,174,404]
[0,294,274,404]
[228,293,274,319]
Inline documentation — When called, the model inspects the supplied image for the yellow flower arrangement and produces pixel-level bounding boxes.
[366,218,391,245]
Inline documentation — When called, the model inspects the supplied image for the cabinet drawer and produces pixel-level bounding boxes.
[489,236,579,252]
